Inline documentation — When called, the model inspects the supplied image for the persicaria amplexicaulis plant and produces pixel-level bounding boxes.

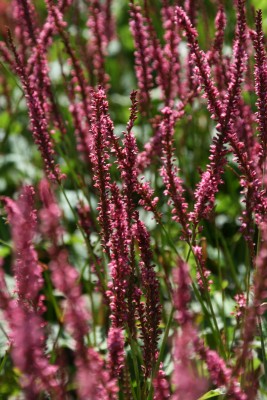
[1,0,267,398]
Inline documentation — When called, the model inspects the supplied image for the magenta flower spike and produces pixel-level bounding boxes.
[107,327,125,378]
[208,6,227,91]
[7,33,64,182]
[153,364,170,400]
[2,187,65,398]
[89,87,113,254]
[172,259,207,399]
[161,1,182,102]
[106,184,131,328]
[3,186,43,307]
[87,0,110,88]
[251,10,267,168]
[160,106,190,239]
[196,341,247,400]
[129,1,153,112]
[134,217,161,375]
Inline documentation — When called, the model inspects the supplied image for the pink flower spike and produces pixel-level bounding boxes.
[3,186,43,308]
[107,327,125,378]
[7,33,64,182]
[129,1,153,112]
[251,10,267,168]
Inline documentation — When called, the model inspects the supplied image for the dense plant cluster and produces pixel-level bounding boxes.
[1,0,267,398]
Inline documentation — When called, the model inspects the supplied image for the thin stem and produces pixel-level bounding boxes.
[188,241,226,358]
[258,317,267,385]
[126,326,142,400]
[59,183,107,290]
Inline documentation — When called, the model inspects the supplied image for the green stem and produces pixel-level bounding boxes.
[59,184,107,290]
[188,241,226,358]
[44,271,62,322]
[215,227,227,355]
[258,317,267,385]
[50,325,63,364]
[216,230,241,292]
[0,351,8,374]
[0,239,11,248]
[126,327,142,400]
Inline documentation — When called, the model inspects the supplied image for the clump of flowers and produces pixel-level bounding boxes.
[0,0,267,399]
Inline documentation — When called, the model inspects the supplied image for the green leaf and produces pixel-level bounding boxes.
[0,246,10,258]
[197,389,224,400]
